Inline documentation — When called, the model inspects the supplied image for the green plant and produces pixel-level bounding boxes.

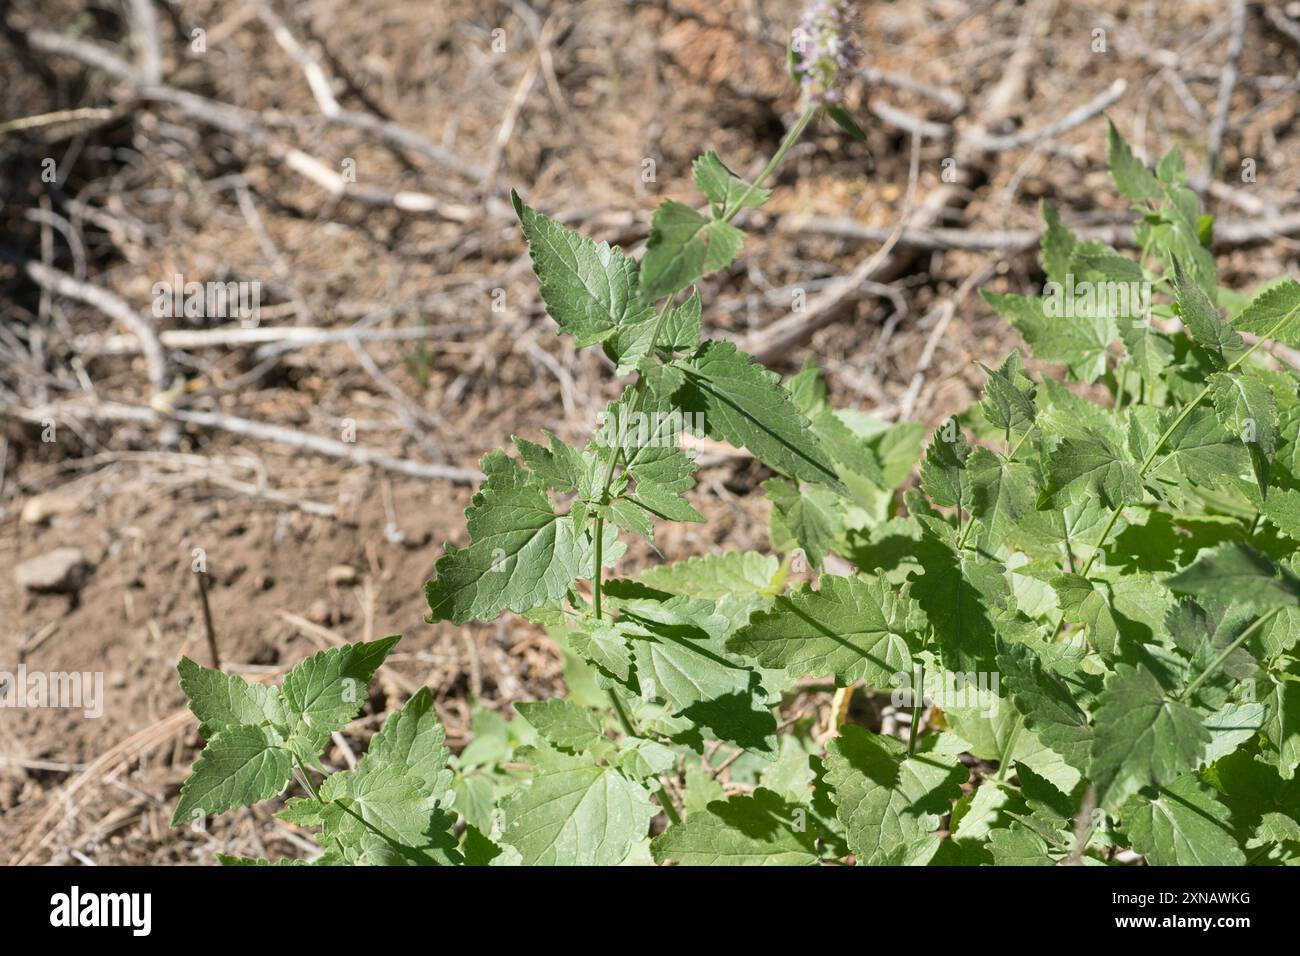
[171,69,1300,868]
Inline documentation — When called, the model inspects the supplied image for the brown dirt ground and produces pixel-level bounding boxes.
[1,0,1298,863]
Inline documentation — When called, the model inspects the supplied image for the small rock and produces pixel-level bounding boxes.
[306,598,332,625]
[16,547,92,593]
[20,492,84,525]
[327,564,359,587]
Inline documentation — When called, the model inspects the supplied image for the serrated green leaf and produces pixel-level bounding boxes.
[981,290,1114,384]
[1154,406,1251,492]
[691,152,771,216]
[1042,434,1142,510]
[1233,277,1300,348]
[674,340,843,490]
[1173,258,1241,364]
[622,595,751,710]
[365,687,453,798]
[319,758,459,866]
[568,617,634,682]
[1202,701,1267,766]
[727,575,920,686]
[177,657,285,739]
[1166,542,1300,611]
[639,551,778,601]
[764,477,843,569]
[1208,372,1276,495]
[1051,573,1122,657]
[968,447,1035,549]
[613,736,676,780]
[650,788,819,865]
[919,420,970,511]
[996,641,1093,773]
[1122,775,1245,865]
[979,351,1037,431]
[659,288,702,354]
[988,823,1056,865]
[426,451,584,624]
[640,201,745,302]
[512,432,590,493]
[501,751,658,865]
[515,699,606,752]
[1264,677,1300,780]
[1156,146,1187,185]
[823,727,965,865]
[171,725,293,826]
[281,636,400,756]
[1107,118,1161,203]
[1091,663,1209,810]
[512,190,653,345]
[1120,321,1175,387]
[909,532,1007,672]
[1040,202,1077,285]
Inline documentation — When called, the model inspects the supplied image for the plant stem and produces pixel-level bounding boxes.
[722,108,817,222]
[606,686,678,823]
[590,300,675,623]
[907,670,924,756]
[607,686,635,736]
[1179,606,1283,702]
[908,630,932,755]
[1005,423,1036,463]
[657,787,683,825]
[592,515,605,619]
[292,753,323,802]
[956,509,976,551]
[995,713,1023,783]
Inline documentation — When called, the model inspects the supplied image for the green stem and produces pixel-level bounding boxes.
[292,753,323,803]
[607,686,679,823]
[956,509,976,551]
[593,515,605,619]
[657,787,683,826]
[995,714,1023,783]
[607,687,635,736]
[1180,606,1283,702]
[908,631,930,755]
[722,108,817,223]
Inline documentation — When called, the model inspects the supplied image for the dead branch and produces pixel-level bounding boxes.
[4,399,484,484]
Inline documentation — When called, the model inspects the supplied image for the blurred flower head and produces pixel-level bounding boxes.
[791,0,861,109]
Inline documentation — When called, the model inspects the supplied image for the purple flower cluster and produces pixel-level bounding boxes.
[791,0,861,109]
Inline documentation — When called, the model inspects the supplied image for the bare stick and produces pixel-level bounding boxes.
[1203,0,1247,189]
[967,79,1127,153]
[80,324,460,355]
[22,261,169,397]
[1265,5,1300,48]
[124,0,162,83]
[742,132,923,364]
[0,107,115,135]
[25,29,482,218]
[6,400,485,484]
[194,570,221,670]
[255,0,340,116]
